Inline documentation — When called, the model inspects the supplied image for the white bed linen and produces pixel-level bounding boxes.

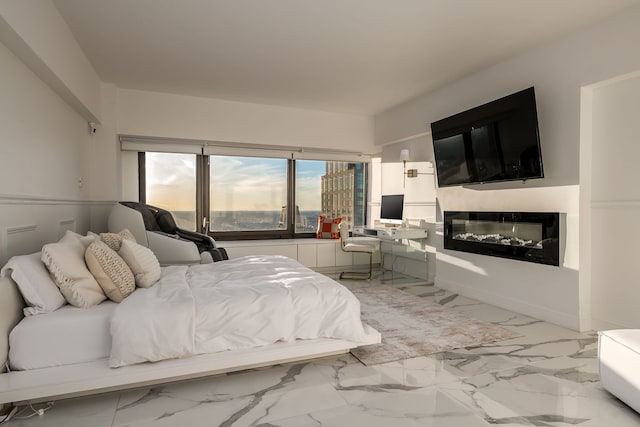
[110,255,376,367]
[9,301,116,370]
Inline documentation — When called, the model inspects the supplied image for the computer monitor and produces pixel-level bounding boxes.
[380,194,404,225]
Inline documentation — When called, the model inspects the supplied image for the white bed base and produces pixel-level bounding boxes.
[0,329,379,405]
[0,276,380,405]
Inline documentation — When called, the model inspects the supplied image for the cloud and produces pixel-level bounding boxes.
[146,153,196,210]
[145,154,338,212]
[211,157,287,210]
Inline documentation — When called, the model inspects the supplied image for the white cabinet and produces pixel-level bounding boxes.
[225,244,297,260]
[223,239,353,269]
[316,244,336,267]
[297,244,317,268]
[222,238,389,270]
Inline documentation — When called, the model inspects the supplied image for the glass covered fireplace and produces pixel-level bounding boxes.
[444,211,560,266]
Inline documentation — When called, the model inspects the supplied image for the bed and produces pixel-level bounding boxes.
[0,249,380,405]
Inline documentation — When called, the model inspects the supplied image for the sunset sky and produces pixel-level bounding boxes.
[146,153,325,212]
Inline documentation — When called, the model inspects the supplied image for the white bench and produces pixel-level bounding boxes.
[598,329,640,413]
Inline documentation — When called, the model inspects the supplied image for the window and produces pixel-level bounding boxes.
[295,160,324,233]
[209,156,288,232]
[144,152,196,230]
[312,160,365,230]
[141,152,367,239]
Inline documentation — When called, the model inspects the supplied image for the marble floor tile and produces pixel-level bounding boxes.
[427,349,526,379]
[257,389,492,427]
[440,359,628,426]
[464,322,598,364]
[112,363,347,427]
[6,272,640,426]
[6,393,119,427]
[313,354,461,404]
[579,404,640,427]
[444,299,541,326]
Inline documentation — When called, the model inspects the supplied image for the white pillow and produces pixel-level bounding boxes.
[118,239,161,288]
[60,229,98,249]
[85,241,135,303]
[0,252,67,316]
[41,235,106,308]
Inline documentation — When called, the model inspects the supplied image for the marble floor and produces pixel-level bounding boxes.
[5,270,640,426]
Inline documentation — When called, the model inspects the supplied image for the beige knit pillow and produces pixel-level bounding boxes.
[41,236,106,308]
[100,229,136,252]
[119,239,161,288]
[85,241,135,303]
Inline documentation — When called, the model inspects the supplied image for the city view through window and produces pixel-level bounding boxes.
[145,153,365,234]
[145,152,196,230]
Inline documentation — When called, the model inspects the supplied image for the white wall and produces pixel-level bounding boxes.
[0,40,95,264]
[0,1,114,266]
[374,5,640,330]
[116,89,374,150]
[0,0,102,121]
[587,73,640,330]
[372,138,437,281]
[116,88,375,199]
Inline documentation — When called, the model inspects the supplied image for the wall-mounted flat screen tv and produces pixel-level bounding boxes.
[430,87,543,187]
[380,194,404,225]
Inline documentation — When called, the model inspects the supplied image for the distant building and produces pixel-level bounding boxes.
[321,162,365,229]
[278,205,310,231]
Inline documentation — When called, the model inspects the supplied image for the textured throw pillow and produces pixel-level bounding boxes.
[85,241,135,303]
[118,239,161,288]
[316,215,342,239]
[41,236,106,308]
[0,252,67,316]
[100,229,136,252]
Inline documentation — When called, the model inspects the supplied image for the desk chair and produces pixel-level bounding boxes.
[338,222,376,280]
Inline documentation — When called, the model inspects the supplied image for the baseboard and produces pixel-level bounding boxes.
[590,316,632,332]
[435,277,581,330]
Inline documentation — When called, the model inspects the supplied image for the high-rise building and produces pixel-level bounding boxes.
[321,161,365,229]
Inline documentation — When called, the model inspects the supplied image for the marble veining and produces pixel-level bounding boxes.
[218,363,307,427]
[5,271,640,427]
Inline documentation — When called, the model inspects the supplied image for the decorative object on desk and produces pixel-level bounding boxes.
[338,222,376,280]
[350,286,521,365]
[316,215,342,239]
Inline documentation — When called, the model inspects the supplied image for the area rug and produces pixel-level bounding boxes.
[350,286,521,365]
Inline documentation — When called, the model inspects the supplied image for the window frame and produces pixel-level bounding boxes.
[139,153,368,240]
[206,157,299,240]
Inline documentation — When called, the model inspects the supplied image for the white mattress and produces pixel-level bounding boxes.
[9,301,116,370]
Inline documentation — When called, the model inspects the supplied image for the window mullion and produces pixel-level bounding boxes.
[138,152,146,203]
[197,154,209,234]
[288,159,296,238]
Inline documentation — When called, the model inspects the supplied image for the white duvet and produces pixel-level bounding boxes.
[110,255,376,367]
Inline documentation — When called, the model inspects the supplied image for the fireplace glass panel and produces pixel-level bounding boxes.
[451,219,543,248]
[444,211,560,266]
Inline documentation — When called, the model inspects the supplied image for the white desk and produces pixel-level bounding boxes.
[352,227,428,240]
[352,227,429,279]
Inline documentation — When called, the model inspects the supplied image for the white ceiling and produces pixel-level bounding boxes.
[53,0,638,116]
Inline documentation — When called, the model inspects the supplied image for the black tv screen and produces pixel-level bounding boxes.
[430,87,543,187]
[380,194,404,225]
